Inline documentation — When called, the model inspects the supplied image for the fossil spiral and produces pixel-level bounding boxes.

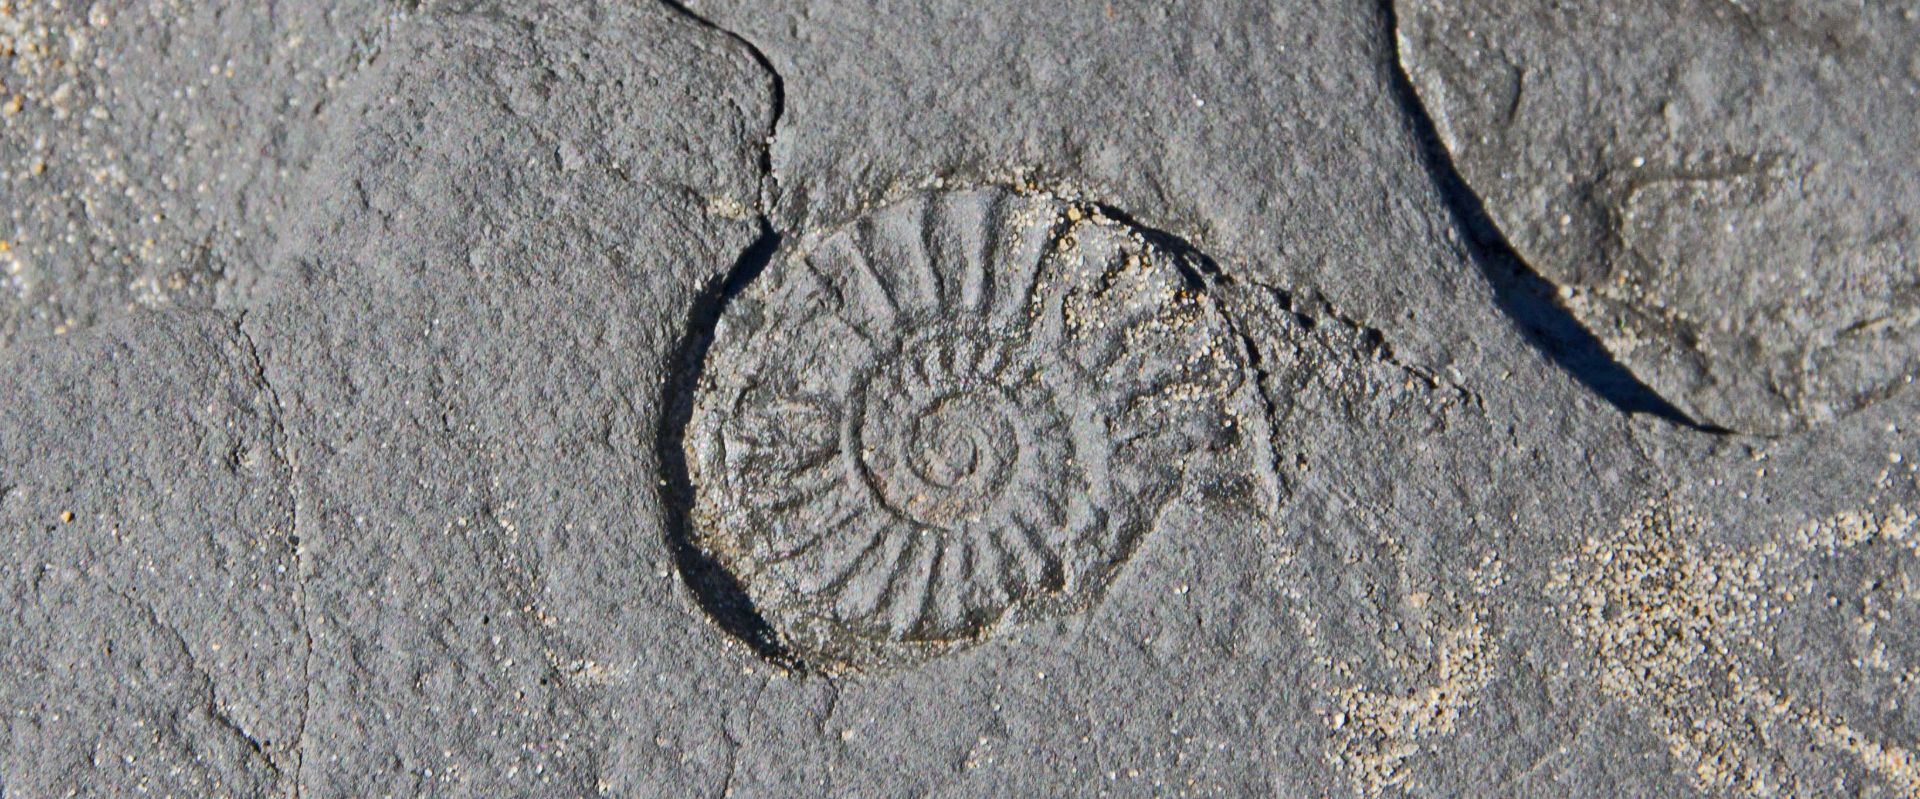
[684,186,1260,669]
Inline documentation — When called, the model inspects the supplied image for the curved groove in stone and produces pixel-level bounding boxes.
[1376,0,1720,434]
[656,223,804,671]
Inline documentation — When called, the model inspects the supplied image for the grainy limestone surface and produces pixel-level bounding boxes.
[0,1,1915,797]
[0,1,408,346]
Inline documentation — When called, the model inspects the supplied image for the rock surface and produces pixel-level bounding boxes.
[0,312,298,796]
[0,1,1914,797]
[1395,0,1920,435]
[0,1,407,347]
[240,3,772,794]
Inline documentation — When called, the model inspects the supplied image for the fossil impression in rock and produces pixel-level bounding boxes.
[684,186,1261,670]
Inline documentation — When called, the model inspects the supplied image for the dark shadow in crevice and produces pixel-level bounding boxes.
[655,222,807,672]
[1377,0,1727,433]
[1080,204,1220,288]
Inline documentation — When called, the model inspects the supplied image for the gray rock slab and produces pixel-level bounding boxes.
[2,1,1916,797]
[231,2,1663,793]
[0,1,407,348]
[0,311,299,797]
[1395,0,1920,435]
[684,0,1532,383]
[242,2,772,794]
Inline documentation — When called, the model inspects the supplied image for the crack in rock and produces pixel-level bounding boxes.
[655,0,786,217]
[233,311,311,799]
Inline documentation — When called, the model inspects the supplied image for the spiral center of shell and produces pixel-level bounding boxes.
[911,399,985,486]
[856,330,1026,529]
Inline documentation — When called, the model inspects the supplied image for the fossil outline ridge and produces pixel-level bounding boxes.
[675,185,1263,672]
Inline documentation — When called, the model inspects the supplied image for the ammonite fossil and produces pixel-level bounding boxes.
[684,186,1262,670]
